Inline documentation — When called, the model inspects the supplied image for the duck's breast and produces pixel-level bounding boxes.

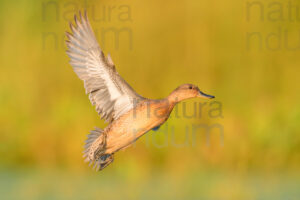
[105,100,172,153]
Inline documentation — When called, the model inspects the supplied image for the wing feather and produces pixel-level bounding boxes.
[66,11,143,122]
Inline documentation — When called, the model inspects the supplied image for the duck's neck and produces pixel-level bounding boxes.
[167,90,183,105]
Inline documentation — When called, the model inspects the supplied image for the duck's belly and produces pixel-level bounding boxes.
[104,103,168,154]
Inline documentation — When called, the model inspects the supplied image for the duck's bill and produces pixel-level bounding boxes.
[198,91,215,99]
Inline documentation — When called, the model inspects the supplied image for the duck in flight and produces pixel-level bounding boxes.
[65,11,215,171]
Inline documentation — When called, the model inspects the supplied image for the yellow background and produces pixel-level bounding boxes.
[1,0,300,199]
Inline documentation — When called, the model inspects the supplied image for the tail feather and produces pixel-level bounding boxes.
[83,127,114,171]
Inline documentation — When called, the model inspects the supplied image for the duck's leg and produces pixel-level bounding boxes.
[152,125,161,131]
[94,153,114,171]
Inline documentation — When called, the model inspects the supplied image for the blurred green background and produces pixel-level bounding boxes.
[1,0,300,199]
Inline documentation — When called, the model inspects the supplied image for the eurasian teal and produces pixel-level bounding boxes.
[66,11,215,171]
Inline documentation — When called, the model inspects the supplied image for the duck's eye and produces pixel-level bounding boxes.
[189,86,193,89]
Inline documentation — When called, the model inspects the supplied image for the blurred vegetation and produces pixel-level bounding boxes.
[0,0,300,199]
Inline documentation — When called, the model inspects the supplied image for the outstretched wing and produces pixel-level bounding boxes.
[66,11,143,122]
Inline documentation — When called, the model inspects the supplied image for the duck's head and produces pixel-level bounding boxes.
[168,84,215,103]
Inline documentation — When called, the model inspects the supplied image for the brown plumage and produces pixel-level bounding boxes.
[65,11,215,171]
